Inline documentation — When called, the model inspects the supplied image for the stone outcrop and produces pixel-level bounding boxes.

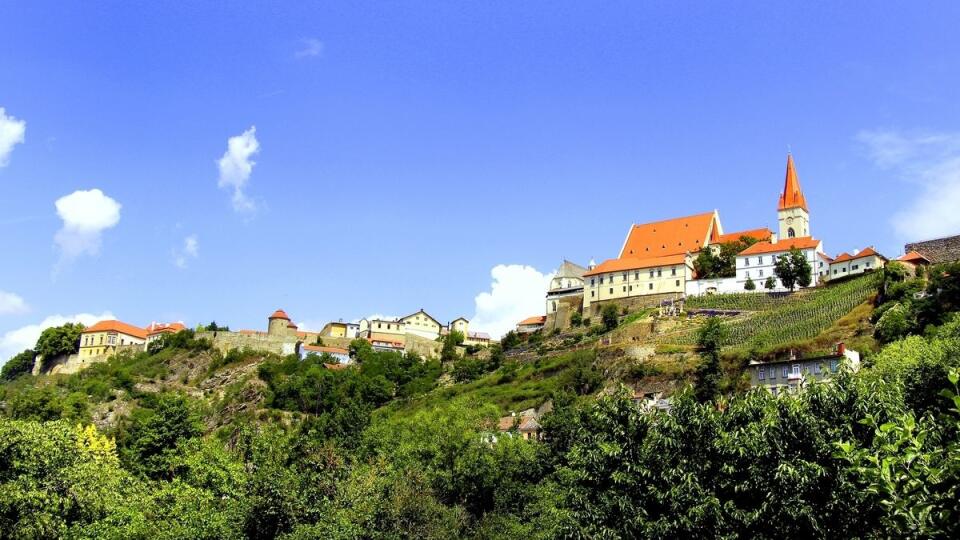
[905,234,960,264]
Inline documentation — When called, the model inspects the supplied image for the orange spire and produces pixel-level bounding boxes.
[778,153,808,212]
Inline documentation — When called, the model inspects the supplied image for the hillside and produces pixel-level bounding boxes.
[3,263,960,538]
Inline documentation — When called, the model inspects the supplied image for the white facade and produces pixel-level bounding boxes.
[735,245,827,292]
[685,276,742,296]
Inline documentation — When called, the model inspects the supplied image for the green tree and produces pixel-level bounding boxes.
[694,317,727,402]
[500,330,520,350]
[119,392,203,479]
[441,330,464,364]
[764,276,776,290]
[744,276,756,290]
[774,247,812,292]
[1,349,35,380]
[601,304,619,332]
[569,311,583,327]
[35,322,84,362]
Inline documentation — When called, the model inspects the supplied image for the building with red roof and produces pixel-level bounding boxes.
[145,321,187,346]
[79,319,148,360]
[516,315,546,334]
[828,247,887,279]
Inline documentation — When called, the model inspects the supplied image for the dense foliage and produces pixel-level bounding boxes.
[3,267,960,538]
[693,236,761,279]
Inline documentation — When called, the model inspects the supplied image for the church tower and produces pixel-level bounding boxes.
[777,153,810,240]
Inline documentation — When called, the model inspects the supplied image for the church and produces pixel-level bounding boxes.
[580,154,828,316]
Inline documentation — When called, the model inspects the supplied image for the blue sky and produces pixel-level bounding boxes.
[2,1,960,361]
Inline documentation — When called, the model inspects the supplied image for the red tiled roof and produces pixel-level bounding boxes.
[584,253,688,277]
[145,322,186,336]
[738,236,821,256]
[778,154,809,212]
[269,309,290,320]
[618,211,719,259]
[897,251,930,264]
[832,247,882,264]
[302,345,349,355]
[498,416,517,431]
[518,416,541,432]
[715,228,774,244]
[518,315,546,326]
[82,320,147,340]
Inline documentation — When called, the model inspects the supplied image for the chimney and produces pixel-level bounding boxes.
[836,342,846,355]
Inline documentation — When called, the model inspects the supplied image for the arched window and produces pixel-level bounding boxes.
[787,227,796,238]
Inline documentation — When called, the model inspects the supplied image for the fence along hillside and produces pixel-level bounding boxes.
[659,272,880,348]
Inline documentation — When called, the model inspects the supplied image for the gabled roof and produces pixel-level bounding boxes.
[832,247,883,264]
[738,236,821,256]
[584,253,688,277]
[450,316,469,324]
[467,331,491,340]
[555,260,587,279]
[715,228,774,244]
[82,320,147,340]
[518,315,546,326]
[778,154,809,212]
[145,322,186,336]
[897,251,930,264]
[518,416,541,432]
[269,309,291,321]
[619,211,720,259]
[400,309,441,326]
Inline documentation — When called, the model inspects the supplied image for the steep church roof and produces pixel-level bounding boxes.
[618,211,720,259]
[555,260,587,279]
[778,154,809,212]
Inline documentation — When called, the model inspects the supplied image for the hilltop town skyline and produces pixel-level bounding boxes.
[3,2,960,363]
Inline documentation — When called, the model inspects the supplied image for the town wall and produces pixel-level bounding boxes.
[905,234,960,264]
[586,292,679,318]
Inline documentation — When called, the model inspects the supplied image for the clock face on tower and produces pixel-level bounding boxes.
[786,217,794,225]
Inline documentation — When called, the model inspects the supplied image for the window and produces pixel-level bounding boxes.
[676,280,680,286]
[609,288,613,294]
[791,364,801,376]
[758,256,763,264]
[657,269,662,277]
[649,270,654,278]
[635,272,639,280]
[833,269,837,275]
[768,368,776,380]
[865,262,871,268]
[842,268,847,273]
[600,277,604,284]
[591,291,595,297]
[759,270,764,276]
[745,258,750,266]
[648,283,653,290]
[671,268,677,276]
[852,264,859,270]
[622,286,626,292]
[628,285,632,291]
[758,368,765,381]
[830,359,839,372]
[745,271,750,278]
[377,323,382,329]
[782,366,788,378]
[591,278,595,286]
[814,363,821,374]
[788,227,796,238]
[622,273,627,282]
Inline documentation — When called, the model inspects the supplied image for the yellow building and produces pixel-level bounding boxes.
[582,211,721,315]
[320,321,360,339]
[449,317,470,336]
[79,320,147,359]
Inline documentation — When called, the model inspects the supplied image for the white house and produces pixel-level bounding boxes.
[735,236,827,291]
[829,247,886,280]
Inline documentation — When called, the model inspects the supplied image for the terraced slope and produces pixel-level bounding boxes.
[658,272,880,349]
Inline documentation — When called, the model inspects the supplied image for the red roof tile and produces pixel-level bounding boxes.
[897,251,930,264]
[145,322,186,336]
[518,315,546,326]
[832,247,882,263]
[619,211,719,259]
[715,228,774,244]
[82,320,148,340]
[584,253,689,277]
[738,236,821,256]
[269,309,290,320]
[778,154,809,212]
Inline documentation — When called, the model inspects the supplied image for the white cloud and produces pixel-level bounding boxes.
[0,311,114,364]
[54,189,122,260]
[173,234,199,269]
[0,291,29,315]
[471,264,554,339]
[295,38,324,58]
[858,129,960,240]
[0,107,26,168]
[217,126,259,212]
